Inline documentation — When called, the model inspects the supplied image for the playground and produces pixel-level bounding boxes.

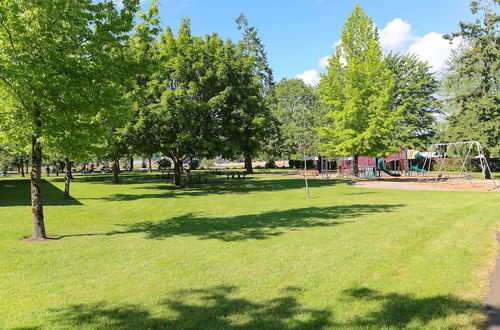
[321,141,499,192]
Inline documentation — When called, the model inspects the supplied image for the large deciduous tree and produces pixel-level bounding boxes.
[318,4,401,176]
[0,0,139,239]
[442,0,499,164]
[151,20,230,187]
[385,53,441,149]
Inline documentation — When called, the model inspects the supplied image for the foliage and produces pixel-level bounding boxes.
[0,0,140,236]
[228,15,275,171]
[189,159,200,170]
[157,158,171,169]
[127,1,162,161]
[265,160,276,169]
[318,4,402,157]
[442,0,500,157]
[385,53,441,149]
[274,79,324,159]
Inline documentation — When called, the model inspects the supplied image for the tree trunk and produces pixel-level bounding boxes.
[64,158,71,199]
[129,156,133,172]
[173,158,182,188]
[113,160,120,183]
[31,135,46,239]
[20,159,25,177]
[353,154,359,178]
[303,152,310,199]
[244,154,253,174]
[484,153,492,180]
[148,158,152,173]
[25,160,29,175]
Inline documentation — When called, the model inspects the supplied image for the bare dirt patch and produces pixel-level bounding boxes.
[349,178,499,192]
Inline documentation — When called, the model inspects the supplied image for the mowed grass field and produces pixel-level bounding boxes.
[1,173,499,329]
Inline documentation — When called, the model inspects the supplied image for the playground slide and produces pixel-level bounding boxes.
[376,159,401,177]
[410,164,426,173]
[410,154,426,173]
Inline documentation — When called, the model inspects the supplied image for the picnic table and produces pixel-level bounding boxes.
[219,171,248,180]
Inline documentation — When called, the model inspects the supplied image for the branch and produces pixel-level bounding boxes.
[0,21,17,54]
[0,75,30,112]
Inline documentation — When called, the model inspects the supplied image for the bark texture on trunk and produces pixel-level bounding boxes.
[31,135,46,239]
[244,154,253,174]
[64,158,71,199]
[353,154,359,178]
[148,158,152,173]
[173,159,182,187]
[113,160,120,183]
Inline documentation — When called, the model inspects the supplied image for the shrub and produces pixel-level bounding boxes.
[190,159,200,170]
[265,160,276,169]
[157,158,171,169]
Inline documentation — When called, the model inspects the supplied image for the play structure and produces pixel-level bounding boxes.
[337,149,426,179]
[334,141,497,191]
[417,141,497,190]
[320,157,333,179]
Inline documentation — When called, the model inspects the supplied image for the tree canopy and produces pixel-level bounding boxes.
[442,0,499,157]
[318,4,401,161]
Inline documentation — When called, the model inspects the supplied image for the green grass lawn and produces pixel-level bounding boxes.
[1,173,499,329]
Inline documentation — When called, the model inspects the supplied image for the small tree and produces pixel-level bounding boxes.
[275,79,323,199]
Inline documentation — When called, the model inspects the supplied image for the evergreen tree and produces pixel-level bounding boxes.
[234,15,274,173]
[442,0,499,163]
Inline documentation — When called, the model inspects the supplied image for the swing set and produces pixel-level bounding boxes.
[417,141,498,190]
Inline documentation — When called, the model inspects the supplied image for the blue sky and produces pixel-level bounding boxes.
[131,0,475,83]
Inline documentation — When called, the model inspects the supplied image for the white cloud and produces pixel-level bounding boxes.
[407,32,462,73]
[318,55,331,68]
[295,17,460,82]
[379,18,414,53]
[296,69,320,86]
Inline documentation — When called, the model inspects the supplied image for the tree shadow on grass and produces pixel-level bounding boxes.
[48,286,332,329]
[99,204,402,242]
[81,178,345,203]
[0,179,82,207]
[336,287,484,328]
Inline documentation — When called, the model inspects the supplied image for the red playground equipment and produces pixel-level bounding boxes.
[337,148,422,178]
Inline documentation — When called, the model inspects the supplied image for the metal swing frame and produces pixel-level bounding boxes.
[417,141,497,190]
